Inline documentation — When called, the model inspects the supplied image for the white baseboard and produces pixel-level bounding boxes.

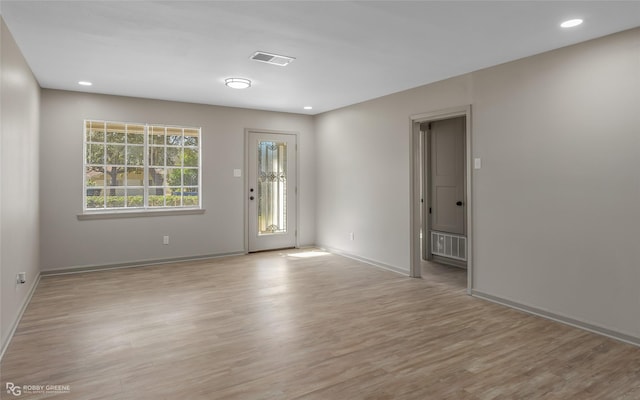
[1,273,41,361]
[41,251,246,276]
[319,245,409,276]
[471,289,640,348]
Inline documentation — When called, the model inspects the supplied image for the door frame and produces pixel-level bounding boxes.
[244,128,300,253]
[409,106,473,294]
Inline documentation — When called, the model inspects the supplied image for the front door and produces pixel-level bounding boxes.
[247,131,297,252]
[430,117,465,235]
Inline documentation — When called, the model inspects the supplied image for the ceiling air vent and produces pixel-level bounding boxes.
[250,51,295,67]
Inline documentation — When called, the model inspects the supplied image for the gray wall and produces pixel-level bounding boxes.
[316,28,640,339]
[40,90,315,270]
[316,75,472,270]
[1,17,41,351]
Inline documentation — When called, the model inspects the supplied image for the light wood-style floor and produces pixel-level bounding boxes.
[2,250,639,399]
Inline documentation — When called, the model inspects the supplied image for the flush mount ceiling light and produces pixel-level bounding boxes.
[561,19,583,28]
[303,106,313,110]
[78,81,92,86]
[250,51,295,67]
[225,78,251,89]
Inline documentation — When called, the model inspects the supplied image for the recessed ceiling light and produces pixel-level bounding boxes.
[78,81,92,86]
[225,78,251,89]
[561,19,583,28]
[303,106,313,110]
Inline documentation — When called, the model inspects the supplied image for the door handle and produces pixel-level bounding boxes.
[250,196,255,200]
[456,201,464,206]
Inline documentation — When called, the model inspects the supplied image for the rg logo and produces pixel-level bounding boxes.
[6,382,22,396]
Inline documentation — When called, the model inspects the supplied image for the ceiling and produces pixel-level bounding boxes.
[2,1,639,115]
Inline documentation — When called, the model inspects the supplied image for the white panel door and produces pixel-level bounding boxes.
[430,117,465,235]
[248,131,297,252]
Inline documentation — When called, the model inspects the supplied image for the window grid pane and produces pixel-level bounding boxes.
[84,120,201,211]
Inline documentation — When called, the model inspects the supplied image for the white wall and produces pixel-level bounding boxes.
[316,28,640,339]
[40,90,315,270]
[1,17,41,351]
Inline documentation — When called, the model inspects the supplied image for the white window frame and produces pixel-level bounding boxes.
[82,119,202,214]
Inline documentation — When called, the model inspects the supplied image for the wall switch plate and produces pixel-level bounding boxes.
[233,169,242,177]
[163,236,169,245]
[474,158,482,169]
[349,232,355,241]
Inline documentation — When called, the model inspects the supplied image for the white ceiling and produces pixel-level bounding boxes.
[2,1,639,115]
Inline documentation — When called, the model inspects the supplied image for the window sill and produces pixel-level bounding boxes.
[77,208,205,220]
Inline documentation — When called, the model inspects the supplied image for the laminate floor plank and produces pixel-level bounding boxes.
[1,250,639,399]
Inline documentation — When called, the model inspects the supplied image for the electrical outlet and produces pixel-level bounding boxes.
[16,272,26,284]
[163,236,169,245]
[349,232,355,241]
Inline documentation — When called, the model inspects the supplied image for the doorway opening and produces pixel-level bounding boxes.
[410,106,472,293]
[245,129,298,253]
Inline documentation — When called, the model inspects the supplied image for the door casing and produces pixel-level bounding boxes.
[409,106,473,294]
[244,129,300,253]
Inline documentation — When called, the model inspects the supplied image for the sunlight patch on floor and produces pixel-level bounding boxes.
[287,251,330,258]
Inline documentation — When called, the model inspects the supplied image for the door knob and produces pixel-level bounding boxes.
[250,196,255,200]
[456,201,463,206]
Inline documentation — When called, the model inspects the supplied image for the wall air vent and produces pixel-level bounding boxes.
[250,51,295,66]
[431,231,467,261]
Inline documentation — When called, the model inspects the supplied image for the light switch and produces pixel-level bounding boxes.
[233,169,242,177]
[474,158,482,170]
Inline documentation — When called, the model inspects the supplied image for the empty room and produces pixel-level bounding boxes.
[1,1,640,399]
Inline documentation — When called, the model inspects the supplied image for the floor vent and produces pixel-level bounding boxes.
[431,231,467,261]
[250,51,295,66]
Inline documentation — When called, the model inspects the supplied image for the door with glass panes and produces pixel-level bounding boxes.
[247,131,297,252]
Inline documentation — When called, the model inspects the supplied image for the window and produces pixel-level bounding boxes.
[84,120,201,212]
